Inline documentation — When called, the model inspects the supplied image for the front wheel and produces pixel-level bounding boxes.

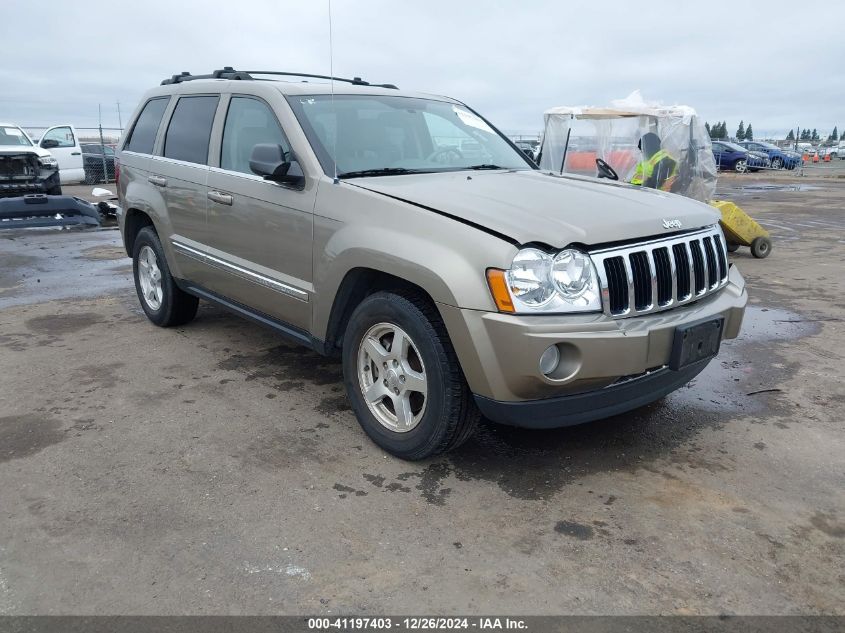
[342,291,479,460]
[771,157,783,169]
[132,227,198,326]
[726,242,741,253]
[734,159,747,173]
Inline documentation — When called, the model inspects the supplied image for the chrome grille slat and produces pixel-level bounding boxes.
[591,225,730,318]
[646,249,659,309]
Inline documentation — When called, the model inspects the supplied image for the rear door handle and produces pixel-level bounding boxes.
[148,175,167,187]
[71,152,81,156]
[207,190,233,206]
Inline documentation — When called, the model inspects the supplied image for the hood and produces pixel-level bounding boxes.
[0,144,51,158]
[353,170,719,247]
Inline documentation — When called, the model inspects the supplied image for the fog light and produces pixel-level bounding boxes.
[539,345,560,376]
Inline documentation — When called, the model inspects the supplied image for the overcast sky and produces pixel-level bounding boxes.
[2,1,843,139]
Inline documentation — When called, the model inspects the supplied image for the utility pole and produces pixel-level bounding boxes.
[116,101,123,131]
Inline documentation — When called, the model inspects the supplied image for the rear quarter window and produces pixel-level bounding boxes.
[124,97,169,154]
[163,95,219,165]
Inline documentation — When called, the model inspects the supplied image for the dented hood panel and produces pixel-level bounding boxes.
[354,170,720,248]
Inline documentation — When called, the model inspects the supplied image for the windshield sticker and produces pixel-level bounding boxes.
[453,107,493,133]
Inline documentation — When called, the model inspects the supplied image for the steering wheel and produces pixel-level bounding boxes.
[596,158,619,181]
[428,147,463,163]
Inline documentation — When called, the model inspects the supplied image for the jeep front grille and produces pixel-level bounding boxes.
[590,225,729,318]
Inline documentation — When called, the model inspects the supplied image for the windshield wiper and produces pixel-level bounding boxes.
[338,167,423,179]
[464,164,506,170]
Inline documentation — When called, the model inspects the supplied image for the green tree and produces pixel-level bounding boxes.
[801,128,811,140]
[786,129,795,141]
[719,121,728,139]
[745,124,753,141]
[736,120,745,140]
[705,121,711,137]
[811,128,819,141]
[829,126,839,141]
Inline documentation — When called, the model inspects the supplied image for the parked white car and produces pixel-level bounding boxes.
[34,125,85,184]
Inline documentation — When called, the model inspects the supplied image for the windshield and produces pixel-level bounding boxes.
[723,142,747,152]
[0,125,33,147]
[286,94,533,177]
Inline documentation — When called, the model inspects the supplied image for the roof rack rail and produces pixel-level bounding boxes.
[161,67,398,89]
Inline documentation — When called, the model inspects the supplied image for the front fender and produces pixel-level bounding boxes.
[310,180,518,341]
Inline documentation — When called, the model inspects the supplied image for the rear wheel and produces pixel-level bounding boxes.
[342,291,479,460]
[751,236,772,259]
[132,227,198,326]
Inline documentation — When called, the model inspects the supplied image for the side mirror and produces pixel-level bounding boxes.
[41,138,59,149]
[249,143,304,188]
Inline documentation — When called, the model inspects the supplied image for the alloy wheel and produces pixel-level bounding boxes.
[357,322,427,432]
[137,245,163,310]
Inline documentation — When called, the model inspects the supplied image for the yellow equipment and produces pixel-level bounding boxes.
[709,200,772,258]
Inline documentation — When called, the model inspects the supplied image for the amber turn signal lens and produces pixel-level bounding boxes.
[486,269,515,313]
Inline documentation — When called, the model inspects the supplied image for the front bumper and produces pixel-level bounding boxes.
[440,265,747,424]
[0,168,60,198]
[0,194,101,229]
[474,360,709,428]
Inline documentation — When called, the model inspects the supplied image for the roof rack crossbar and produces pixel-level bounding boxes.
[160,67,398,89]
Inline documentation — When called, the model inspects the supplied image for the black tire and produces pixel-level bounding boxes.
[734,159,747,173]
[771,157,783,169]
[132,226,198,327]
[342,291,480,460]
[46,184,62,195]
[83,169,97,185]
[726,242,741,253]
[750,236,772,259]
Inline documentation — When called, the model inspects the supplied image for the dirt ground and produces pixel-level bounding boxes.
[0,172,843,615]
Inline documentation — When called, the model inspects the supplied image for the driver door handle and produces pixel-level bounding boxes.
[207,190,233,206]
[148,175,167,187]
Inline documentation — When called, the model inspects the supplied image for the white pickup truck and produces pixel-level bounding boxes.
[32,124,86,184]
[0,122,100,228]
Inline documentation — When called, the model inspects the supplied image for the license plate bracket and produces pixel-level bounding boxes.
[669,317,725,371]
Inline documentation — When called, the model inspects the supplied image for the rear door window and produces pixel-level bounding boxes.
[124,97,169,154]
[163,95,219,165]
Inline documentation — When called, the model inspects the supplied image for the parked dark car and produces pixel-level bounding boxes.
[81,143,116,183]
[738,141,800,170]
[711,141,759,172]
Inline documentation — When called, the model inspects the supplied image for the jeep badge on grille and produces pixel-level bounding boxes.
[662,218,682,230]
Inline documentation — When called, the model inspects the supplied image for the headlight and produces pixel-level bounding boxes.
[490,247,602,314]
[506,248,554,306]
[38,156,57,168]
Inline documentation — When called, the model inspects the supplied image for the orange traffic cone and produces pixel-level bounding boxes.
[813,153,820,163]
[824,153,831,162]
[802,153,809,163]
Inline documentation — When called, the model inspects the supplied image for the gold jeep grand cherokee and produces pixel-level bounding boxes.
[117,68,747,460]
